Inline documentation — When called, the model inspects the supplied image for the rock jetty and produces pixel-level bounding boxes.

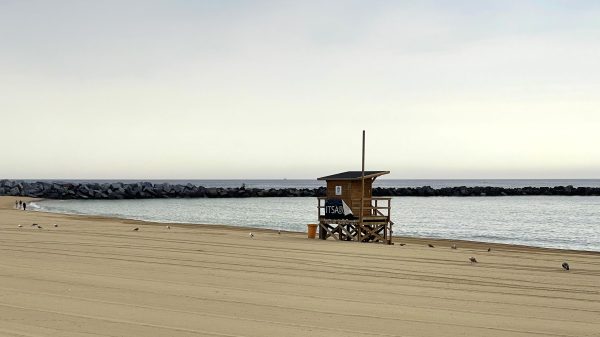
[0,180,323,199]
[1,180,599,199]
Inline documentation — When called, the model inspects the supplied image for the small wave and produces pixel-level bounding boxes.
[28,202,43,210]
[469,234,514,241]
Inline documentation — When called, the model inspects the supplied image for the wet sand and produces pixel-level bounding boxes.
[0,196,599,336]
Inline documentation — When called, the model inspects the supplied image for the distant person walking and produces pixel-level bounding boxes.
[18,200,22,208]
[22,202,26,211]
[15,200,18,209]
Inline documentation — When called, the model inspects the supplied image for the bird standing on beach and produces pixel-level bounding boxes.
[451,244,457,249]
[469,257,478,263]
[428,244,435,248]
[133,227,139,231]
[249,233,254,238]
[399,243,406,246]
[54,224,58,227]
[37,225,42,229]
[562,262,570,271]
[17,225,22,228]
[166,226,171,229]
[487,247,491,252]
[278,230,281,235]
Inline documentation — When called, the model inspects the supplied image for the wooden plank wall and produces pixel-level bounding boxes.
[326,179,373,216]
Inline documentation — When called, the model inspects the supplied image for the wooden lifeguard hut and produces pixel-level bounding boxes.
[317,171,393,244]
[316,132,393,244]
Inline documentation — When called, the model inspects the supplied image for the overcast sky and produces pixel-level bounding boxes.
[1,1,599,179]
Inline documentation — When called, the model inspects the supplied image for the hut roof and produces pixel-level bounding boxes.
[317,171,390,181]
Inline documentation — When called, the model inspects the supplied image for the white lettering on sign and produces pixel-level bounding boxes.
[325,205,344,214]
[335,186,342,195]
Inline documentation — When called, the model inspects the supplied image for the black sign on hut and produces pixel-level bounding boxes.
[324,199,355,219]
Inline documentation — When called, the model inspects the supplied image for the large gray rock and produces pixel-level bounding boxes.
[110,183,123,190]
[206,187,218,197]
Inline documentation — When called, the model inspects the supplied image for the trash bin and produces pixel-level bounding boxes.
[307,224,318,239]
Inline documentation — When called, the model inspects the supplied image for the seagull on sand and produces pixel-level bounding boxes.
[37,225,43,229]
[562,262,570,271]
[133,227,139,231]
[17,225,22,228]
[451,244,457,249]
[166,226,171,230]
[469,256,478,263]
[54,224,58,227]
[31,223,38,227]
[249,233,254,238]
[399,243,406,246]
[428,244,435,248]
[487,247,491,252]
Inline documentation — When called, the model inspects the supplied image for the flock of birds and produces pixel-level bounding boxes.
[417,241,571,270]
[426,242,482,263]
[250,232,572,271]
[15,223,572,271]
[19,223,59,229]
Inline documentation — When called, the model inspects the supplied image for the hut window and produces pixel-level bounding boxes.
[335,186,342,195]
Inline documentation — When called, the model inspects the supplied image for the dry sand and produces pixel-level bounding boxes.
[0,196,599,337]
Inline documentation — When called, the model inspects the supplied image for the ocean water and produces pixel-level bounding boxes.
[25,179,600,189]
[32,196,600,252]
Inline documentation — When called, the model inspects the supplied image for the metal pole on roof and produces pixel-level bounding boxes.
[360,130,365,228]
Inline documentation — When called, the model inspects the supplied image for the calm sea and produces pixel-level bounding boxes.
[32,194,600,252]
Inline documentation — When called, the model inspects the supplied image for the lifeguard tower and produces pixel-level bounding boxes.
[317,170,393,244]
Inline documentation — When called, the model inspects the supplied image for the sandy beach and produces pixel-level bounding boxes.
[0,196,599,337]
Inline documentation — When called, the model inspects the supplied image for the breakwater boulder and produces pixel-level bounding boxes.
[1,180,599,199]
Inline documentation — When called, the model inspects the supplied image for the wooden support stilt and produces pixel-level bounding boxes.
[359,130,365,243]
[319,219,392,244]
